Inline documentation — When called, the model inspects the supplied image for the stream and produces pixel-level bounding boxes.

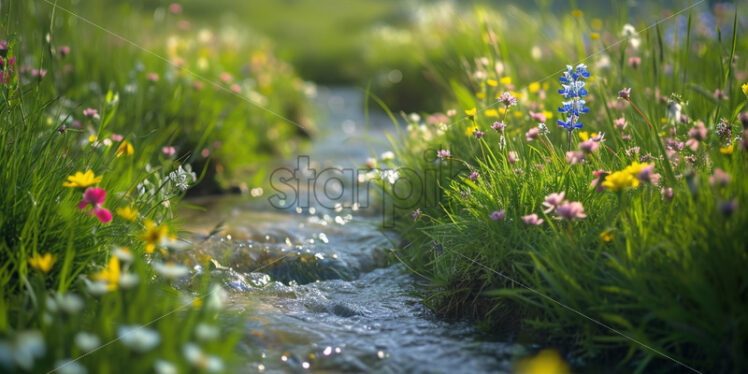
[180,87,518,373]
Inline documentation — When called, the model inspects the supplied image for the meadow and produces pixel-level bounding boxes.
[0,0,746,373]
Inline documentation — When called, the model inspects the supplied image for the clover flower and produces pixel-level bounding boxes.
[565,151,584,165]
[162,146,176,156]
[578,139,599,153]
[617,88,631,100]
[436,149,451,160]
[498,91,518,107]
[522,214,544,226]
[525,127,540,141]
[614,117,627,130]
[78,187,112,223]
[529,111,546,123]
[490,210,505,221]
[473,128,485,139]
[686,121,707,151]
[542,192,565,214]
[491,121,506,132]
[468,171,479,181]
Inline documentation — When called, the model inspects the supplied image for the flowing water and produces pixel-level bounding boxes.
[180,87,518,373]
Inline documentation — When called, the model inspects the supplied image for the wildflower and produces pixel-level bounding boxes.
[602,170,639,192]
[525,127,540,141]
[508,151,519,164]
[490,210,505,221]
[82,108,99,119]
[484,109,499,117]
[565,151,584,164]
[667,100,682,123]
[685,121,708,151]
[380,169,399,184]
[556,201,587,220]
[473,128,485,139]
[634,163,661,184]
[465,108,477,116]
[709,168,731,187]
[742,83,748,98]
[628,56,641,68]
[620,24,641,49]
[614,117,627,130]
[57,46,70,57]
[114,247,134,263]
[205,284,227,311]
[380,151,395,160]
[139,220,169,253]
[77,187,112,223]
[498,91,518,107]
[183,343,224,372]
[155,360,178,374]
[590,169,608,192]
[542,192,566,214]
[195,323,220,341]
[93,257,120,290]
[661,187,674,201]
[617,88,631,100]
[169,3,182,14]
[118,325,160,353]
[716,119,732,141]
[486,79,498,87]
[116,140,134,157]
[600,230,614,242]
[721,200,738,217]
[499,76,512,86]
[528,82,541,93]
[623,161,646,176]
[720,144,734,154]
[411,209,421,221]
[74,332,101,353]
[738,112,748,128]
[29,253,56,273]
[436,149,451,160]
[119,272,139,289]
[116,206,138,222]
[147,73,159,82]
[0,56,16,85]
[63,170,102,188]
[54,359,86,374]
[153,262,190,281]
[522,214,544,226]
[557,65,590,149]
[516,349,570,374]
[4,331,46,371]
[578,139,599,153]
[468,171,479,181]
[491,121,506,132]
[162,146,176,156]
[529,111,546,122]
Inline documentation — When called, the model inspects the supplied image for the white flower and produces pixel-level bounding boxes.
[118,325,160,353]
[74,332,100,352]
[154,359,178,374]
[113,247,134,263]
[118,273,140,289]
[153,262,190,280]
[380,151,395,161]
[621,24,637,37]
[183,343,224,373]
[83,278,111,296]
[667,101,682,122]
[13,331,46,370]
[195,324,220,341]
[205,284,227,311]
[55,359,87,374]
[380,169,399,184]
[56,293,84,314]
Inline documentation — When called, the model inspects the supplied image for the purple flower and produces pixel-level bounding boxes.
[661,187,674,201]
[578,139,599,153]
[618,88,631,100]
[437,149,451,160]
[635,163,661,185]
[473,129,485,139]
[469,171,479,181]
[522,214,544,226]
[542,192,565,214]
[491,121,506,132]
[721,200,738,217]
[412,209,422,221]
[490,210,505,221]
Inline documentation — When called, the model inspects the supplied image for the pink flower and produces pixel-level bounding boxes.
[590,169,609,192]
[686,121,707,151]
[709,168,731,187]
[230,84,241,93]
[618,88,631,100]
[111,133,123,142]
[522,214,544,226]
[473,128,485,139]
[614,117,627,130]
[661,187,674,201]
[490,210,505,221]
[498,91,518,106]
[169,3,182,14]
[77,187,112,223]
[636,163,661,185]
[201,148,210,157]
[628,57,641,68]
[491,121,506,132]
[529,111,546,123]
[508,151,519,164]
[412,208,422,221]
[220,72,232,83]
[468,171,479,181]
[565,151,584,165]
[542,192,565,214]
[162,146,176,156]
[58,46,71,57]
[555,201,587,220]
[82,108,99,119]
[578,139,599,153]
[525,127,540,142]
[147,73,159,82]
[437,149,451,160]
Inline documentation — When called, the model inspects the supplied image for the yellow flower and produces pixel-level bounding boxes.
[498,107,508,115]
[484,109,499,117]
[578,131,589,141]
[63,170,102,188]
[742,83,748,98]
[139,220,169,254]
[116,206,139,222]
[572,10,583,17]
[590,32,600,40]
[602,170,640,192]
[600,230,614,242]
[623,161,646,176]
[542,82,550,90]
[486,79,498,87]
[29,253,57,273]
[465,125,479,136]
[513,111,523,118]
[93,257,120,290]
[660,117,667,124]
[542,110,553,120]
[510,90,522,99]
[720,144,734,155]
[516,349,571,374]
[476,92,486,99]
[591,18,603,30]
[88,135,96,143]
[116,141,134,157]
[465,108,477,116]
[528,82,541,93]
[499,76,512,85]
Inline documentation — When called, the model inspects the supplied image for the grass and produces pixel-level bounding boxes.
[372,2,748,372]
